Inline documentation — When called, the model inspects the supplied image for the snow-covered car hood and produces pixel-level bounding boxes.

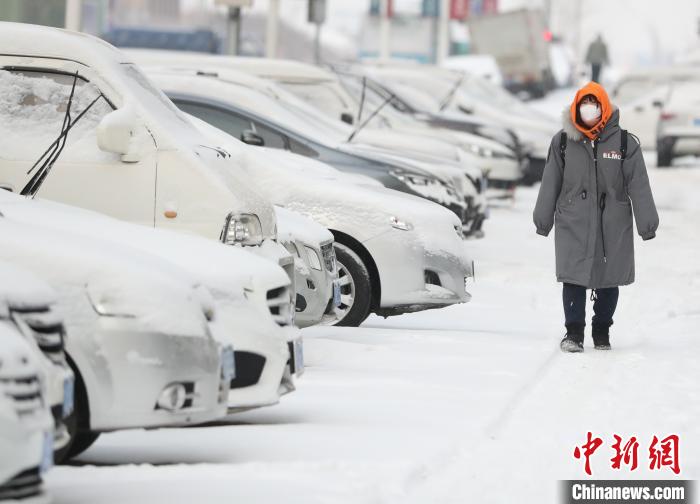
[275,206,333,247]
[0,191,290,302]
[0,260,57,312]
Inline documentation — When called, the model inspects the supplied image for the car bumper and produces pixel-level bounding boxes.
[209,299,297,412]
[0,413,53,494]
[364,228,474,316]
[74,321,226,432]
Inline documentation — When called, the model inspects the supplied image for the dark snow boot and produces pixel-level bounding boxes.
[560,323,585,353]
[592,323,612,350]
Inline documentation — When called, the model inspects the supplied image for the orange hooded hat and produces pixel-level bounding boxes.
[570,81,613,140]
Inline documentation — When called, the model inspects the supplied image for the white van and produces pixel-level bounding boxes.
[0,22,293,285]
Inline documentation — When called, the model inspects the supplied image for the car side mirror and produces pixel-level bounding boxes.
[652,100,664,108]
[96,106,147,163]
[340,112,354,125]
[240,130,265,146]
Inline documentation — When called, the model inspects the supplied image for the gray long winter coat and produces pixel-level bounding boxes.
[533,108,659,288]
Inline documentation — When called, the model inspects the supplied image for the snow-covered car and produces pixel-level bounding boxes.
[127,50,501,201]
[0,209,230,461]
[442,55,504,86]
[275,207,340,327]
[182,54,518,199]
[0,261,75,463]
[337,64,551,184]
[0,190,302,415]
[188,115,476,326]
[0,22,294,289]
[0,313,53,502]
[656,80,700,167]
[612,66,700,148]
[143,68,484,236]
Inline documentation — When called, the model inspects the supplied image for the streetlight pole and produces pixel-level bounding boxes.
[436,0,450,65]
[379,0,391,60]
[266,0,279,58]
[65,0,82,31]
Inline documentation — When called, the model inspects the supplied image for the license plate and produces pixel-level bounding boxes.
[332,280,341,307]
[40,431,54,474]
[62,375,75,418]
[221,346,236,382]
[293,339,304,376]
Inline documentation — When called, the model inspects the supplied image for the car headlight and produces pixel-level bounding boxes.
[304,246,322,270]
[86,286,137,318]
[220,213,263,247]
[283,241,300,257]
[469,144,494,158]
[389,170,432,186]
[390,216,414,231]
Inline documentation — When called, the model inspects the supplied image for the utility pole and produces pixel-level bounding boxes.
[215,0,253,56]
[266,0,280,58]
[379,0,391,60]
[308,0,326,64]
[436,0,450,65]
[65,0,82,31]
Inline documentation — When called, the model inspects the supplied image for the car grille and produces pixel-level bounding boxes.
[0,468,42,501]
[320,242,336,272]
[0,374,43,418]
[266,286,292,326]
[12,309,65,364]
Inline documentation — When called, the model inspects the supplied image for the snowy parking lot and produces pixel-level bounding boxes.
[45,159,700,504]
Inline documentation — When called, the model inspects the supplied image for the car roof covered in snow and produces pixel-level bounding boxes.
[0,22,130,69]
[126,49,336,83]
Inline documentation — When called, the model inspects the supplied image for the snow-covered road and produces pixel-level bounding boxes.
[46,161,700,503]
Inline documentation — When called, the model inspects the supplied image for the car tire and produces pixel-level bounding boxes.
[65,430,101,460]
[332,243,372,327]
[657,144,673,168]
[53,410,77,464]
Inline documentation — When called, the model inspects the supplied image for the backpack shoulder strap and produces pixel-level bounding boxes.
[559,131,567,168]
[620,129,628,161]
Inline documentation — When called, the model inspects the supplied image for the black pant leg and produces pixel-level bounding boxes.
[592,287,619,328]
[562,283,586,329]
[591,64,602,83]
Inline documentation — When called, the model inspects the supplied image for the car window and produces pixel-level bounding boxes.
[0,69,114,163]
[252,122,287,149]
[288,138,319,158]
[174,100,252,138]
[277,81,350,120]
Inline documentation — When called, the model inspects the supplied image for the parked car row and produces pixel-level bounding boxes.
[611,65,700,166]
[0,21,557,498]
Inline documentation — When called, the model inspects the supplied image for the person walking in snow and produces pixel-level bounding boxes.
[533,82,659,353]
[585,35,609,83]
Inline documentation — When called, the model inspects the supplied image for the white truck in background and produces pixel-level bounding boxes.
[467,9,553,99]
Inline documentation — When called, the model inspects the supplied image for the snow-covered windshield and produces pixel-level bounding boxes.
[0,69,114,162]
[276,81,351,120]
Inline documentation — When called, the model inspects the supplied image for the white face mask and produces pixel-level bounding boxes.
[579,103,601,125]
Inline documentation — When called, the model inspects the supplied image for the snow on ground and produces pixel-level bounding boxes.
[45,159,699,503]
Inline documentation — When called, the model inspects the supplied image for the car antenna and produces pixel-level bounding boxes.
[347,90,395,143]
[21,71,107,198]
[438,73,465,111]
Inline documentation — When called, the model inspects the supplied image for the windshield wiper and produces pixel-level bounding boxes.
[22,72,106,197]
[438,74,465,112]
[347,91,395,143]
[355,76,367,125]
